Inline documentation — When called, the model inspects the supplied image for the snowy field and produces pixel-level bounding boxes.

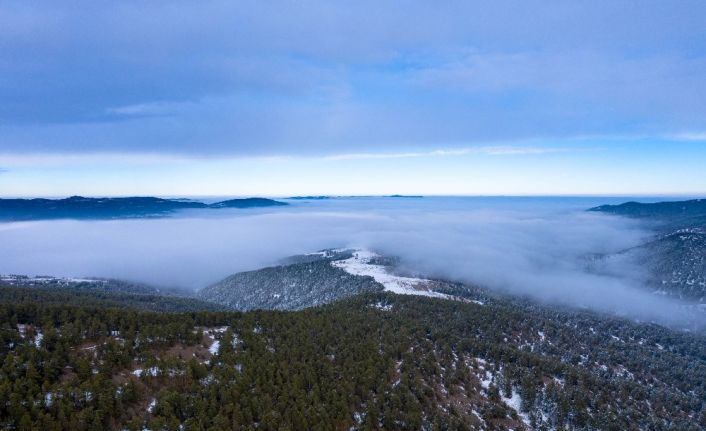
[332,249,450,298]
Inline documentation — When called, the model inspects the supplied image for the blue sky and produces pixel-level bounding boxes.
[1,0,705,196]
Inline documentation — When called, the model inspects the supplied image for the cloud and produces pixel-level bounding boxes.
[1,1,706,156]
[670,132,706,141]
[324,146,569,160]
[105,101,195,118]
[0,198,701,329]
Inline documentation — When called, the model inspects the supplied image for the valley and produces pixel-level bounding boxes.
[2,198,706,430]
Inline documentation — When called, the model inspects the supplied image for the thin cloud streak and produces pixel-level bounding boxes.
[670,132,706,141]
[324,146,570,161]
[0,145,569,166]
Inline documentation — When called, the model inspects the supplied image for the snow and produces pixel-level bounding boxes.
[471,409,486,425]
[332,249,449,298]
[371,301,393,311]
[147,398,157,413]
[503,389,531,427]
[33,331,43,347]
[209,340,220,355]
[133,367,159,377]
[479,371,493,389]
[0,274,106,285]
[353,412,364,425]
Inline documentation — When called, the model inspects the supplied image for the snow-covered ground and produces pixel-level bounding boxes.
[503,388,531,427]
[0,274,105,284]
[332,249,450,298]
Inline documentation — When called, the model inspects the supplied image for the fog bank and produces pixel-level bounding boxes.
[0,197,701,328]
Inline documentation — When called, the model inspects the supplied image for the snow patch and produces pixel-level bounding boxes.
[33,331,43,347]
[503,388,531,427]
[332,249,449,298]
[479,371,493,389]
[209,340,220,355]
[147,398,157,413]
[371,301,393,311]
[133,367,159,377]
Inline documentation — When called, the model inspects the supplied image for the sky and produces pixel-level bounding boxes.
[1,0,706,196]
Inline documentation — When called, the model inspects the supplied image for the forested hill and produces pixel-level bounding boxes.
[2,282,706,430]
[589,199,706,221]
[0,196,287,221]
[198,250,384,311]
[588,199,706,303]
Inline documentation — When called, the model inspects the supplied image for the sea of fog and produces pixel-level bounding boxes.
[0,196,702,327]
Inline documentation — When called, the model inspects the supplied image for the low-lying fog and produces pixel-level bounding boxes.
[0,196,702,328]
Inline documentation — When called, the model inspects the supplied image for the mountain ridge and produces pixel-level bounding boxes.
[0,195,288,221]
[590,198,706,302]
[589,199,706,220]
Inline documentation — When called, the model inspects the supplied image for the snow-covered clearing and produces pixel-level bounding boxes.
[332,249,450,298]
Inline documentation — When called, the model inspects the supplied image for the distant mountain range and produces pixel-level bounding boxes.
[285,195,424,200]
[0,196,287,221]
[285,195,331,200]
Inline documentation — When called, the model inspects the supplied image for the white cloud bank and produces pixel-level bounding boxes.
[0,198,701,328]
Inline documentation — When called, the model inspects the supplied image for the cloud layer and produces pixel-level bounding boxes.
[2,1,706,156]
[0,197,701,328]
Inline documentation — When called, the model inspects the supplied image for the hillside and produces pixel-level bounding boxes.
[590,199,706,302]
[2,213,706,429]
[2,286,705,430]
[198,251,384,310]
[625,227,706,302]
